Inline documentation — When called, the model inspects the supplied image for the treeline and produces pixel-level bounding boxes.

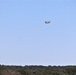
[0,65,76,75]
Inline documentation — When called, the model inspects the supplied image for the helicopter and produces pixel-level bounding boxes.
[45,21,51,24]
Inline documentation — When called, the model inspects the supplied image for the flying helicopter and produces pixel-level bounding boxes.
[45,21,51,24]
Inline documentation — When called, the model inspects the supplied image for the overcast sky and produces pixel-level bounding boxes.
[0,0,76,66]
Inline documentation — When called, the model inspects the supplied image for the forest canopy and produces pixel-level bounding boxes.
[0,65,76,75]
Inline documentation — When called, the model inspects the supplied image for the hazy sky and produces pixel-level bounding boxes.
[0,0,76,66]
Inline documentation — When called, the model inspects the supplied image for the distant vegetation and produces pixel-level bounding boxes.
[0,65,76,75]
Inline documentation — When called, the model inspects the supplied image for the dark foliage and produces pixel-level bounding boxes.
[0,65,76,75]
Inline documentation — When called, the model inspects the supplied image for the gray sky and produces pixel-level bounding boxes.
[0,0,76,66]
